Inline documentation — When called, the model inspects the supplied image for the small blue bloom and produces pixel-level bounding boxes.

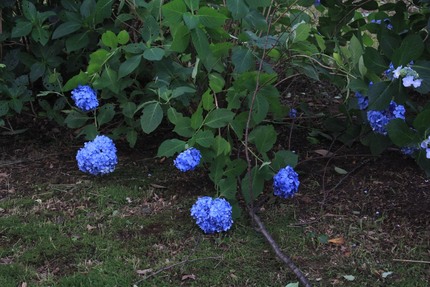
[367,110,389,135]
[402,76,422,88]
[371,19,382,24]
[389,101,405,120]
[190,196,233,234]
[273,166,300,199]
[385,63,395,79]
[355,92,368,110]
[174,148,202,172]
[76,135,118,175]
[420,136,430,159]
[289,108,297,118]
[71,85,99,112]
[400,146,417,156]
[314,0,320,6]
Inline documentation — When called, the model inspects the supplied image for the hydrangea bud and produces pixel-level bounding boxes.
[174,148,201,172]
[71,85,99,112]
[273,166,300,199]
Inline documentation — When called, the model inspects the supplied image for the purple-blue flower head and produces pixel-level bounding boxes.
[289,108,297,119]
[355,92,368,110]
[367,110,389,135]
[174,148,202,172]
[190,196,233,234]
[420,136,430,159]
[273,166,300,199]
[400,146,417,156]
[71,85,99,112]
[76,135,118,175]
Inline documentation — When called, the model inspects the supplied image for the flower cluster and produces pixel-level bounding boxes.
[401,146,418,156]
[370,18,393,30]
[190,196,233,234]
[420,136,430,159]
[71,85,99,112]
[355,91,369,110]
[76,135,118,175]
[174,148,201,172]
[385,63,422,88]
[289,108,297,119]
[367,101,405,135]
[273,166,300,198]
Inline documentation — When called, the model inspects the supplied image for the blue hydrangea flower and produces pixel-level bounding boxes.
[71,85,99,112]
[355,92,368,110]
[367,111,389,135]
[190,196,233,234]
[289,108,297,118]
[174,148,202,172]
[385,63,395,79]
[389,101,405,120]
[420,136,430,159]
[400,146,417,156]
[76,135,118,175]
[273,166,300,199]
[402,76,422,88]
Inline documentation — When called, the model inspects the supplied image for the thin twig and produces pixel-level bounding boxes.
[251,211,312,287]
[134,256,223,285]
[392,259,430,264]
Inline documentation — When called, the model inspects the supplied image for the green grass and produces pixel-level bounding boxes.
[0,164,428,286]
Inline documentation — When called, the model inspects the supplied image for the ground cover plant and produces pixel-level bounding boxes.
[1,0,430,286]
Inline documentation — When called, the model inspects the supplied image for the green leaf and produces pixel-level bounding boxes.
[77,124,98,140]
[80,0,96,18]
[183,12,200,30]
[11,21,33,38]
[232,47,254,73]
[292,22,311,43]
[102,30,118,49]
[167,107,182,125]
[224,159,247,178]
[249,125,277,154]
[349,34,363,66]
[184,0,199,11]
[170,24,190,52]
[191,106,203,129]
[413,60,430,94]
[140,102,163,134]
[117,30,130,45]
[241,166,265,204]
[143,48,165,61]
[0,102,10,117]
[121,102,136,118]
[118,55,142,78]
[363,47,388,75]
[64,111,90,128]
[63,71,89,91]
[52,21,82,39]
[209,73,225,93]
[226,0,249,20]
[97,104,115,126]
[245,0,271,8]
[204,109,235,128]
[378,29,401,59]
[334,166,348,175]
[250,93,269,124]
[126,129,138,147]
[22,0,37,22]
[387,119,419,146]
[30,62,46,82]
[162,0,187,26]
[191,28,218,71]
[272,150,298,170]
[66,32,89,52]
[31,25,50,45]
[193,130,214,147]
[343,275,355,281]
[198,7,228,28]
[413,109,430,135]
[157,139,186,157]
[219,177,237,201]
[95,0,114,24]
[368,81,397,110]
[212,135,231,156]
[392,34,424,67]
[202,89,215,111]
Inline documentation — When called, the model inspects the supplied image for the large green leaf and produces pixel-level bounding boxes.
[249,125,277,154]
[157,139,186,157]
[193,130,214,147]
[143,48,165,61]
[363,47,388,75]
[170,24,190,52]
[63,71,89,91]
[118,55,142,78]
[368,81,397,110]
[162,0,187,26]
[66,32,89,52]
[204,109,235,128]
[52,21,82,39]
[11,21,33,38]
[198,7,228,28]
[219,177,237,201]
[413,108,430,135]
[226,0,249,20]
[22,0,37,22]
[64,111,90,128]
[191,28,218,71]
[387,119,419,146]
[97,103,115,126]
[392,34,424,67]
[413,60,430,94]
[212,135,231,156]
[101,31,118,49]
[95,0,114,24]
[140,102,163,134]
[231,47,254,73]
[272,150,299,170]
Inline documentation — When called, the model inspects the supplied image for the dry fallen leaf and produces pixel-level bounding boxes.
[136,268,153,275]
[86,224,96,231]
[20,283,28,287]
[328,237,345,245]
[181,274,196,281]
[313,149,334,157]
